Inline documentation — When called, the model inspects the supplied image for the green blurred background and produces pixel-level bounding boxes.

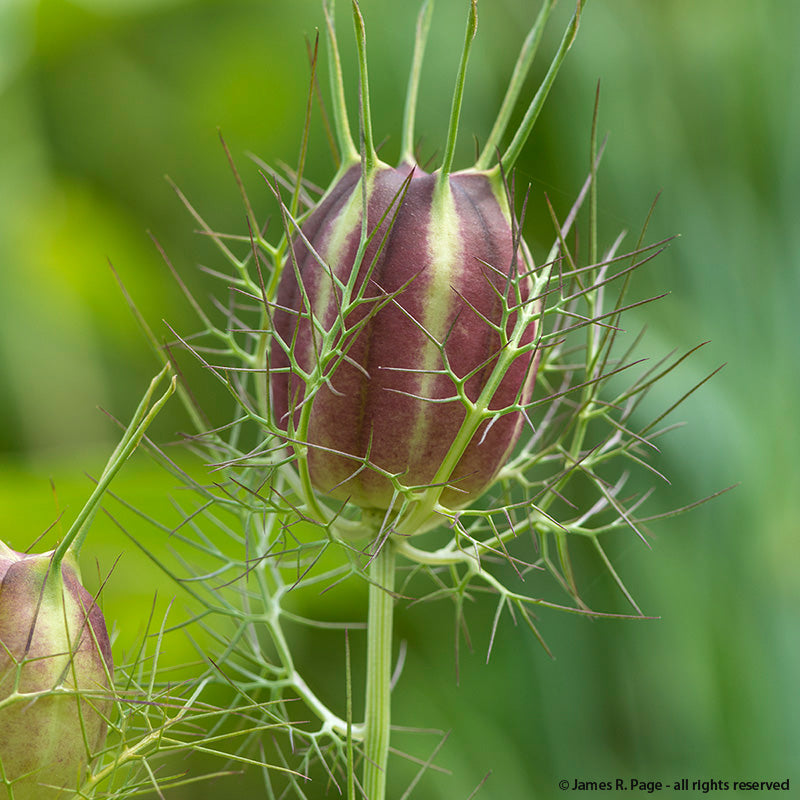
[1,0,798,797]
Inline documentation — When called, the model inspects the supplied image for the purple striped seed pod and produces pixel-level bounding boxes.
[270,163,538,511]
[0,544,113,799]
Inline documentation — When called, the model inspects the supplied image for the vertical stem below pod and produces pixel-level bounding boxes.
[362,538,396,800]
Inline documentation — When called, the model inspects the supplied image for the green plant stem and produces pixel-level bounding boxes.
[362,539,396,800]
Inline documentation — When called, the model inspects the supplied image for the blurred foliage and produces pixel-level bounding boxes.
[0,0,798,797]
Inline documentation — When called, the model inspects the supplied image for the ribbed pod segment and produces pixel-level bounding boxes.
[271,164,538,511]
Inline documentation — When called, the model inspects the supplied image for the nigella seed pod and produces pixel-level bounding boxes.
[271,163,539,511]
[264,0,585,521]
[0,542,113,800]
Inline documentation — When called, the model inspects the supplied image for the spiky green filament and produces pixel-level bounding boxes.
[290,33,320,219]
[475,0,556,170]
[589,79,600,269]
[401,0,435,165]
[324,0,359,166]
[352,0,378,172]
[437,0,477,188]
[500,0,586,171]
[55,366,175,564]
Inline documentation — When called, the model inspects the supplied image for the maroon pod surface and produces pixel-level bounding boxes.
[0,543,113,800]
[271,164,538,511]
